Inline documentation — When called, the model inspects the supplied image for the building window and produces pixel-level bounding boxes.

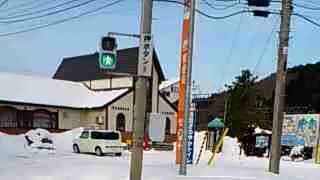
[33,109,57,129]
[116,113,126,132]
[165,117,171,135]
[0,106,18,128]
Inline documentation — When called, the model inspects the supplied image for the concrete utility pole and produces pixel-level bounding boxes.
[179,0,196,175]
[129,0,153,180]
[269,0,292,174]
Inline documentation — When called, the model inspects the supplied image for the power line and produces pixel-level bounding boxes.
[0,0,8,8]
[252,16,279,74]
[218,12,244,92]
[0,0,100,24]
[2,0,60,17]
[240,19,261,69]
[0,0,43,13]
[0,0,126,37]
[154,0,250,20]
[202,0,241,10]
[293,12,320,27]
[0,0,83,19]
[293,2,320,11]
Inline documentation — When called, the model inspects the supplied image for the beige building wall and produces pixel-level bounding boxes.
[89,79,111,90]
[111,77,132,88]
[82,77,132,90]
[107,91,133,132]
[58,109,81,129]
[158,96,177,134]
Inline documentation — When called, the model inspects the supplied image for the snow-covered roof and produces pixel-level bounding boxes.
[0,72,128,109]
[254,127,272,135]
[159,78,179,90]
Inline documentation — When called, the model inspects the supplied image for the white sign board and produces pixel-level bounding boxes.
[138,33,153,77]
[149,113,166,142]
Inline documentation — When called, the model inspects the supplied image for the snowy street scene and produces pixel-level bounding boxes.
[1,0,320,180]
[0,129,319,180]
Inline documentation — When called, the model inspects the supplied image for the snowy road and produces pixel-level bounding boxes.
[0,130,319,180]
[0,150,319,180]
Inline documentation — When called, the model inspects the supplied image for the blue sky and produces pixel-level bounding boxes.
[0,0,320,93]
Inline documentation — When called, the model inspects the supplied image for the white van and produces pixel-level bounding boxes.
[72,130,126,156]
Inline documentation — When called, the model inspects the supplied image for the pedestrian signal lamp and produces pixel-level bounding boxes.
[247,0,271,17]
[99,36,117,70]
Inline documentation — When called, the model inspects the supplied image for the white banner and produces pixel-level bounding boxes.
[149,113,166,142]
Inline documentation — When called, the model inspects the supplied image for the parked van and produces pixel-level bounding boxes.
[73,129,125,156]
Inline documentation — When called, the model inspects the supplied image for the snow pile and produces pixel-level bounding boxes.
[282,145,305,162]
[0,128,84,158]
[0,133,28,157]
[254,127,272,135]
[53,127,83,153]
[220,136,241,160]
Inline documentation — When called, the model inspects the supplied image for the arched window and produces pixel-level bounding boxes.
[33,109,57,129]
[116,113,126,132]
[0,106,18,128]
[165,117,171,135]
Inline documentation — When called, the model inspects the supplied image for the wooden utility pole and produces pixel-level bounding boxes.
[269,0,292,174]
[129,0,153,180]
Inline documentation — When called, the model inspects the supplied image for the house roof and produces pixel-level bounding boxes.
[0,72,129,109]
[53,47,165,82]
[159,78,179,90]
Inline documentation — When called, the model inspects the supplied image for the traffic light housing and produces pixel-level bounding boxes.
[247,0,270,7]
[253,10,270,17]
[101,36,117,52]
[247,0,271,17]
[99,36,117,70]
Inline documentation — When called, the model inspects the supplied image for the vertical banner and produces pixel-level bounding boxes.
[186,109,195,164]
[176,0,191,164]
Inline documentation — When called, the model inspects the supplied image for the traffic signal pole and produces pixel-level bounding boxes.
[129,0,153,180]
[269,0,292,174]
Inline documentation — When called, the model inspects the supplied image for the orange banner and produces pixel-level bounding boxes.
[176,0,191,164]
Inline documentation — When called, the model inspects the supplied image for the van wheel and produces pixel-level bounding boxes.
[73,144,80,153]
[95,147,103,156]
[115,152,122,157]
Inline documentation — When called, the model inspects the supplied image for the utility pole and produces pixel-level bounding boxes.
[269,0,292,174]
[129,0,153,180]
[179,0,196,175]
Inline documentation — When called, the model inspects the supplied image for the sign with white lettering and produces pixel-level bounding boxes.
[138,33,153,77]
[186,111,195,164]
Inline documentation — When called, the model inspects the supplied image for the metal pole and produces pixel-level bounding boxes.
[269,0,292,174]
[179,0,196,175]
[108,32,140,38]
[129,0,153,180]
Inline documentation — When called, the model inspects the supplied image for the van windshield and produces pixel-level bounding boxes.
[91,132,119,140]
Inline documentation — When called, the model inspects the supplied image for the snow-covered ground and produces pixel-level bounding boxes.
[0,129,319,180]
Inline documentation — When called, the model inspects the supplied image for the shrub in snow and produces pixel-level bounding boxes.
[25,129,55,150]
[289,145,304,161]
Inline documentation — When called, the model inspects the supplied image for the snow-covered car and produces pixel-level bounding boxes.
[72,130,125,156]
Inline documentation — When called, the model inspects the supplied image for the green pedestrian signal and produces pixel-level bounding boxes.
[99,53,116,70]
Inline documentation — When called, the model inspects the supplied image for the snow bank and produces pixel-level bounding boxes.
[220,136,241,160]
[0,128,84,158]
[0,133,28,157]
[53,127,83,153]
